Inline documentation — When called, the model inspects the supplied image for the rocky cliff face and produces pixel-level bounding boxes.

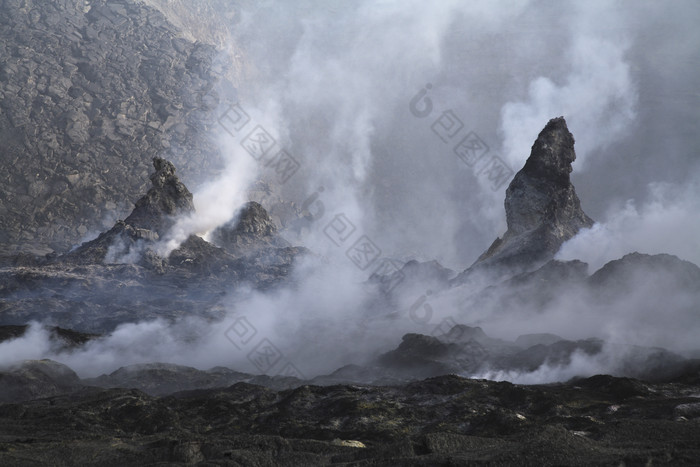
[470,117,593,274]
[0,0,230,256]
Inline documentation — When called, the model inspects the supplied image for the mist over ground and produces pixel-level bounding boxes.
[2,0,700,384]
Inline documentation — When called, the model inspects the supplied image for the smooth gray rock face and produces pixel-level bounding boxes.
[471,117,593,274]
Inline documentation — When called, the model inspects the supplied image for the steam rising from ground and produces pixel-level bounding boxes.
[5,1,700,384]
[558,178,700,271]
[3,248,699,382]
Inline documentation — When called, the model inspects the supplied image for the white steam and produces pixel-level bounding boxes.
[0,323,53,367]
[557,179,700,271]
[500,2,637,171]
[155,136,259,256]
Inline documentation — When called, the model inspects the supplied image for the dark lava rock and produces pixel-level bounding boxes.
[0,0,228,256]
[83,362,302,396]
[501,338,604,373]
[123,157,194,235]
[372,325,697,387]
[376,331,490,378]
[0,324,28,343]
[574,374,652,399]
[458,117,593,281]
[0,359,83,403]
[210,201,290,257]
[515,332,565,347]
[1,370,700,465]
[588,252,700,290]
[64,157,195,265]
[0,158,307,331]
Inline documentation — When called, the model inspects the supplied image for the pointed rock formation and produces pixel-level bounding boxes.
[64,157,194,264]
[210,201,289,257]
[123,157,195,236]
[471,117,593,273]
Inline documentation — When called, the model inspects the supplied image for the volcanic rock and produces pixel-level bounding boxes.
[0,359,83,403]
[83,362,301,396]
[123,157,194,235]
[465,117,593,277]
[64,157,194,265]
[210,201,290,257]
[2,368,700,464]
[0,0,229,256]
[515,333,565,347]
[588,252,700,290]
[0,158,307,331]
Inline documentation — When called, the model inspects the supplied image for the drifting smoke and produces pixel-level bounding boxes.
[152,134,260,256]
[500,2,637,171]
[557,179,700,271]
[0,323,53,368]
[5,1,700,384]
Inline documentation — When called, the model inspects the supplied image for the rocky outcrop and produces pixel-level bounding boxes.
[371,323,696,384]
[83,362,300,396]
[466,117,593,276]
[64,157,194,265]
[123,157,194,235]
[2,363,700,465]
[0,0,229,256]
[210,201,290,257]
[0,158,307,331]
[0,359,83,403]
[588,252,700,290]
[376,333,466,378]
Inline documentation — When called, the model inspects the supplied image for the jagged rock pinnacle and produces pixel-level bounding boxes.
[63,157,195,264]
[471,117,593,272]
[123,157,194,235]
